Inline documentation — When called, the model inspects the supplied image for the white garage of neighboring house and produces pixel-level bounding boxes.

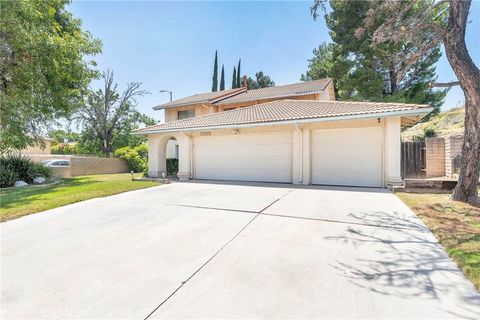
[134,99,431,188]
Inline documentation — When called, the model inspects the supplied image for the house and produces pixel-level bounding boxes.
[20,137,54,155]
[134,79,432,187]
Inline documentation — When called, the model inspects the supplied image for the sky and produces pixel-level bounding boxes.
[69,0,480,123]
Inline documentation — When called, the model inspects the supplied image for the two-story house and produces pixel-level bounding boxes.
[134,78,431,187]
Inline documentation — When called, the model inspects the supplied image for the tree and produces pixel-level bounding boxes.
[0,0,101,152]
[247,72,275,89]
[307,1,446,119]
[236,59,242,88]
[301,43,336,82]
[312,0,480,204]
[220,65,225,91]
[232,67,237,89]
[73,71,148,157]
[212,51,218,92]
[48,129,81,144]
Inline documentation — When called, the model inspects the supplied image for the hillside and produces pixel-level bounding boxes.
[402,107,465,141]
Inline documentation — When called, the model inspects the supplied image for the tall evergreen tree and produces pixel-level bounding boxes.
[232,67,237,89]
[304,1,446,118]
[220,65,225,91]
[212,50,218,92]
[236,59,241,88]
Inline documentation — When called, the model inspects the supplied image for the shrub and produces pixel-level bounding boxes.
[423,127,436,138]
[29,163,53,180]
[166,158,178,175]
[0,154,52,187]
[0,165,18,188]
[114,144,147,173]
[51,142,80,155]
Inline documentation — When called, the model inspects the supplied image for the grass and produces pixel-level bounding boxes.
[0,173,160,222]
[401,106,465,140]
[396,191,480,290]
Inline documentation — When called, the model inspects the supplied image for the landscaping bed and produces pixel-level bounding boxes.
[397,191,480,290]
[0,173,160,222]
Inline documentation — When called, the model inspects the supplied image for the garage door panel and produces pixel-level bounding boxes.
[194,132,292,183]
[312,127,382,187]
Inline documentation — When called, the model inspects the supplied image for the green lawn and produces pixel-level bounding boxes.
[397,191,480,291]
[0,173,160,222]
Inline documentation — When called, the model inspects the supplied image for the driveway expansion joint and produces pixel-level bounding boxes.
[172,203,426,232]
[144,189,294,319]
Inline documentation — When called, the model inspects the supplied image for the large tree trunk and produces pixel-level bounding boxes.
[444,0,480,204]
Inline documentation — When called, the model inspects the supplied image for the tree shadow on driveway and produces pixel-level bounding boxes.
[324,211,480,319]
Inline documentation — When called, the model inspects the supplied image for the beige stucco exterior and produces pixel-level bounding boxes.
[146,116,403,187]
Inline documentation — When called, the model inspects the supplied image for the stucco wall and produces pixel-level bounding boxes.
[425,137,446,178]
[146,116,402,187]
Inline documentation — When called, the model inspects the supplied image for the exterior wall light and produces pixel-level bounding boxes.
[233,129,240,134]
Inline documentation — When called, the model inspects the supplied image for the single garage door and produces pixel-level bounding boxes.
[311,127,383,187]
[194,132,292,183]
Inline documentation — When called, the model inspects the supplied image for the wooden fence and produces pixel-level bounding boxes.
[401,141,426,179]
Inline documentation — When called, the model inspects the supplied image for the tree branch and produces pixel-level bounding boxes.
[429,81,460,88]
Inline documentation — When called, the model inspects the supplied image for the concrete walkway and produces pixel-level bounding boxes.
[1,181,479,319]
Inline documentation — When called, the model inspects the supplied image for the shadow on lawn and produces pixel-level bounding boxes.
[0,177,100,210]
[324,211,480,319]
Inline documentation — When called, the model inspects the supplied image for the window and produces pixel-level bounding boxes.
[178,109,195,120]
[223,107,235,111]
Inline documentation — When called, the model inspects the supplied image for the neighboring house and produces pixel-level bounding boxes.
[134,79,432,187]
[20,137,53,155]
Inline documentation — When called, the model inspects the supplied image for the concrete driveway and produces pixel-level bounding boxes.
[1,182,479,319]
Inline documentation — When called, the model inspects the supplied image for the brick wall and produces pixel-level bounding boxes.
[28,155,128,178]
[445,136,464,177]
[425,137,445,178]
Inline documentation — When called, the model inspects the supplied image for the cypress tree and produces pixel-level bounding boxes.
[212,50,218,92]
[232,67,237,89]
[236,59,241,88]
[220,65,225,91]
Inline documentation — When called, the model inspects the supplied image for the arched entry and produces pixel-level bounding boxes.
[147,133,192,180]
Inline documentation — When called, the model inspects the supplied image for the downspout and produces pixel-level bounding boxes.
[180,132,194,179]
[295,123,303,184]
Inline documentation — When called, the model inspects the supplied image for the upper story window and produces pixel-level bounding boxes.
[178,109,195,120]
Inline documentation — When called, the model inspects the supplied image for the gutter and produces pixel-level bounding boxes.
[133,107,433,136]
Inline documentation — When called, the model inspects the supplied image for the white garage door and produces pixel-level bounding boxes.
[194,132,292,183]
[311,127,383,187]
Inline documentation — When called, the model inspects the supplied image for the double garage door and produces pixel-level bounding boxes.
[193,127,383,187]
[195,132,292,183]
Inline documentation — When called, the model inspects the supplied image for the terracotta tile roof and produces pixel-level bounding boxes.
[153,88,246,110]
[154,79,331,109]
[135,100,431,134]
[215,79,332,105]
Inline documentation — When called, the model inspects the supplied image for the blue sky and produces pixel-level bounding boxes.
[69,1,480,123]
